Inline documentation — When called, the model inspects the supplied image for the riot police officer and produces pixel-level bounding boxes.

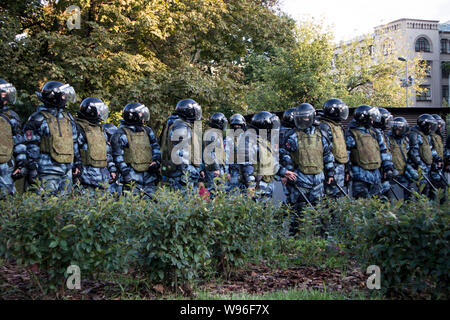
[408,114,444,200]
[224,113,247,192]
[319,98,349,198]
[345,105,394,199]
[279,103,335,234]
[0,79,27,196]
[387,117,417,200]
[431,114,445,160]
[203,112,228,191]
[23,81,80,194]
[74,98,117,193]
[111,103,161,197]
[373,107,396,198]
[160,99,203,192]
[239,111,279,199]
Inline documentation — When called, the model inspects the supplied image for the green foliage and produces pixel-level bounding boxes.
[301,195,450,298]
[0,189,133,295]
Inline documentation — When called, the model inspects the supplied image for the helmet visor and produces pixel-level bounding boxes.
[92,102,109,122]
[338,104,349,121]
[294,110,315,129]
[369,107,381,123]
[0,83,17,104]
[136,104,150,122]
[392,120,408,136]
[56,84,76,104]
[385,114,394,130]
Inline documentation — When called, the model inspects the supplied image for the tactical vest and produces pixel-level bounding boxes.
[350,129,381,170]
[322,120,348,164]
[412,129,433,165]
[160,120,201,175]
[122,127,152,172]
[253,137,274,183]
[292,129,324,175]
[40,111,74,163]
[76,119,108,168]
[431,133,444,159]
[388,136,408,175]
[0,114,14,164]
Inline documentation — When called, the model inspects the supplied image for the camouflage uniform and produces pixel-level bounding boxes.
[319,119,348,198]
[0,106,27,196]
[103,123,121,195]
[385,132,416,200]
[240,132,279,199]
[23,105,80,195]
[75,119,117,193]
[224,130,247,193]
[279,125,335,212]
[161,118,201,192]
[203,128,228,191]
[111,121,161,197]
[345,121,394,199]
[374,128,395,197]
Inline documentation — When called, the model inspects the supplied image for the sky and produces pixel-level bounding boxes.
[279,0,450,42]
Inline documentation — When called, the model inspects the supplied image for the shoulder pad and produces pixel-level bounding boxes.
[27,111,45,123]
[408,131,419,145]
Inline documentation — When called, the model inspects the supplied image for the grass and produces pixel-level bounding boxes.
[194,287,381,300]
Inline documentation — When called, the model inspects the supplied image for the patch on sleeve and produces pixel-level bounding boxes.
[25,130,33,140]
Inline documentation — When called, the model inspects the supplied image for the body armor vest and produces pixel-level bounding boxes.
[431,133,444,159]
[40,111,74,164]
[292,129,324,175]
[323,120,348,164]
[412,129,433,165]
[388,136,408,175]
[122,127,152,172]
[77,119,108,168]
[0,114,13,164]
[350,128,381,170]
[254,136,274,183]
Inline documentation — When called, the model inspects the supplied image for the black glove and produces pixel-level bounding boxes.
[431,162,442,172]
[147,161,160,174]
[12,167,25,180]
[384,167,396,180]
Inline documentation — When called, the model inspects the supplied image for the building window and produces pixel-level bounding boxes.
[442,61,450,78]
[415,37,430,52]
[421,60,432,77]
[442,39,448,54]
[417,85,431,101]
[383,40,394,56]
[443,85,449,104]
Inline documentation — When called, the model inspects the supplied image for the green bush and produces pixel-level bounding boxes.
[0,182,288,294]
[302,194,450,297]
[0,189,133,295]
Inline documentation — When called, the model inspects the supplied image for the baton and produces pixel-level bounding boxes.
[335,183,351,200]
[392,178,415,195]
[438,171,449,187]
[423,174,438,192]
[294,184,318,213]
[389,186,400,201]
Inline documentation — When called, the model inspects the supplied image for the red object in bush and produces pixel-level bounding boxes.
[199,186,210,201]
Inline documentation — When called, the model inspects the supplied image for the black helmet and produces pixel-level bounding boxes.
[122,102,150,125]
[175,99,202,122]
[391,117,409,138]
[0,79,17,106]
[282,107,296,128]
[230,113,246,130]
[374,107,393,130]
[208,112,228,131]
[251,111,275,130]
[294,103,315,130]
[270,113,281,130]
[323,98,349,122]
[353,105,379,127]
[417,114,437,135]
[103,123,118,142]
[79,97,109,123]
[36,81,76,109]
[431,114,445,134]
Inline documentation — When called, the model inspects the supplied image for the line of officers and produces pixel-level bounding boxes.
[0,79,449,211]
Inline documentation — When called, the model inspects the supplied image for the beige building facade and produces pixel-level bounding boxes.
[374,18,450,107]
